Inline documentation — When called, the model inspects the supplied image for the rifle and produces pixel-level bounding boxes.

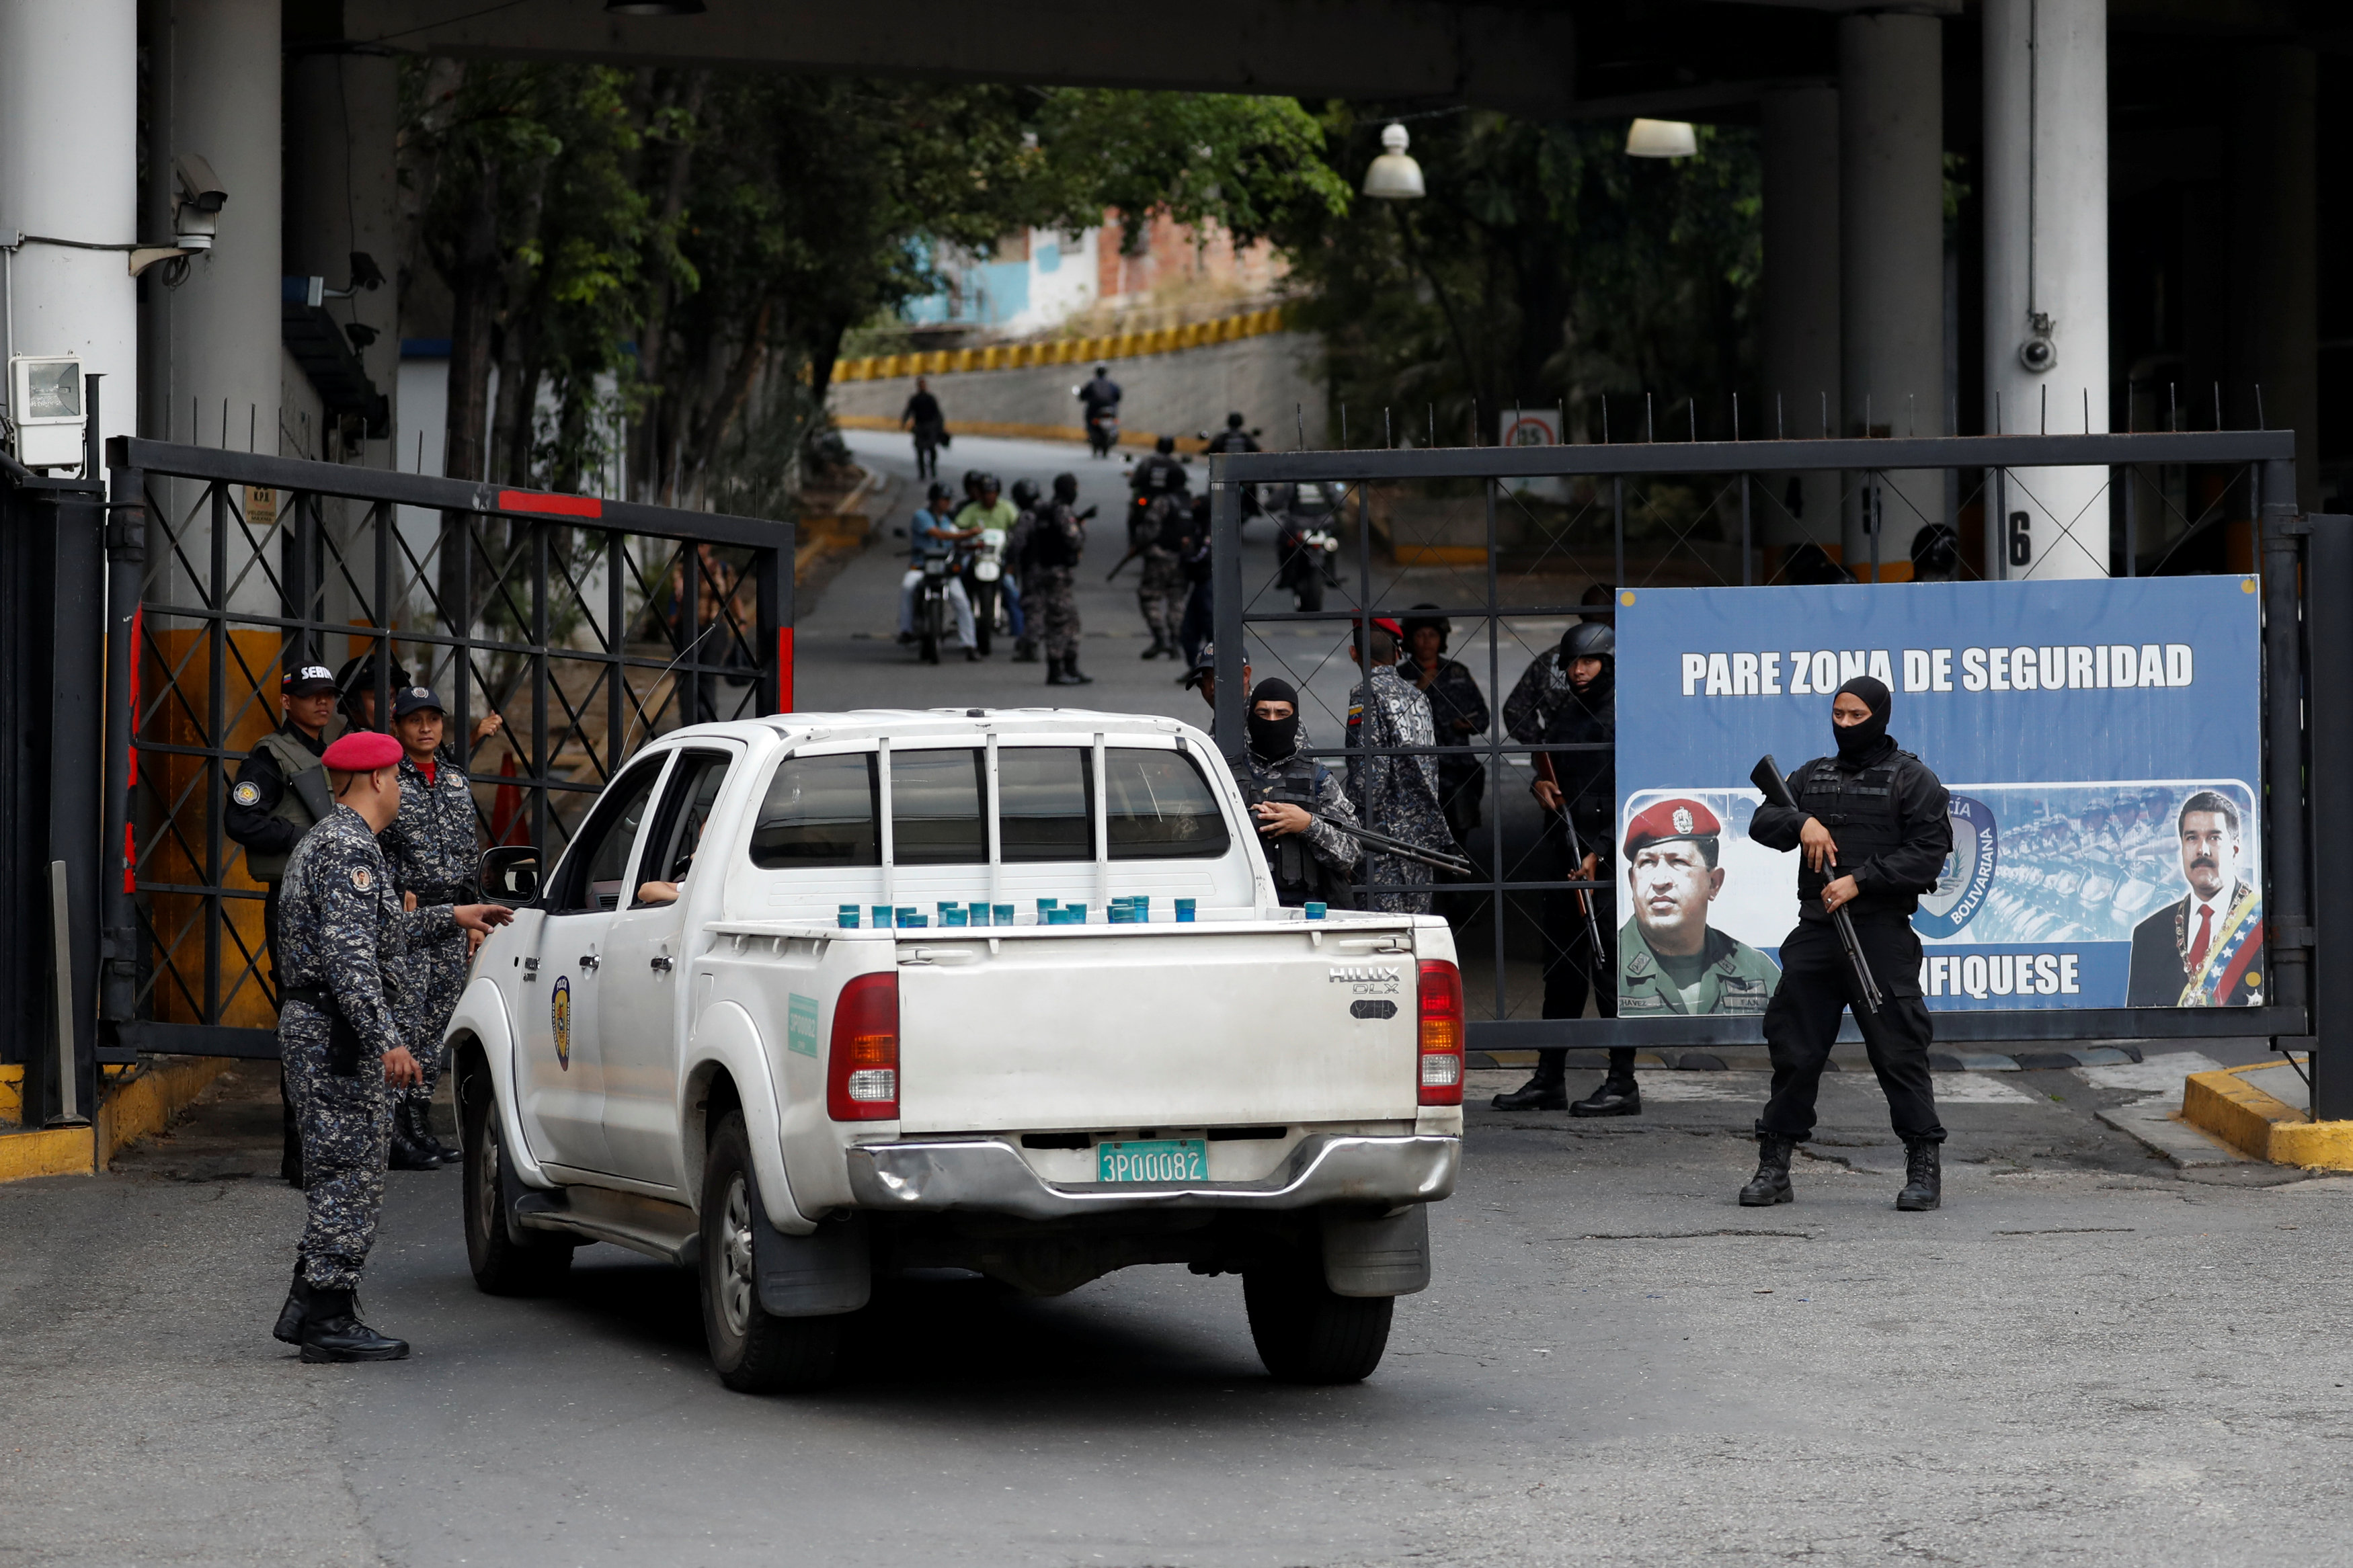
[1258,789,1475,876]
[1751,753,1884,1016]
[1530,749,1608,961]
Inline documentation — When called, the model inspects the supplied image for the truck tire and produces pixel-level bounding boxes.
[1243,1255,1394,1384]
[699,1112,842,1394]
[461,1080,574,1296]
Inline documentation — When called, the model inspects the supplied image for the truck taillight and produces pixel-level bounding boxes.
[1417,959,1464,1106]
[826,972,900,1121]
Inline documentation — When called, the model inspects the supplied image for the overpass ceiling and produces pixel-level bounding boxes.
[331,1,2345,123]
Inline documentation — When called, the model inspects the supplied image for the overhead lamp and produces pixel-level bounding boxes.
[1625,118,1698,159]
[1362,123,1425,200]
[605,0,706,13]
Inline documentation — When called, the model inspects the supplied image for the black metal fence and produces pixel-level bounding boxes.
[98,438,795,1061]
[1207,429,2350,1115]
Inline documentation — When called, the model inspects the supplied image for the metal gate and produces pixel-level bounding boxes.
[98,437,795,1061]
[1207,427,2353,1115]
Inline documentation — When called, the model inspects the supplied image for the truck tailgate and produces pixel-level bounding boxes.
[894,928,1419,1133]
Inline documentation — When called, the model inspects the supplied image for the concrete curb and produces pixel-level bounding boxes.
[0,1056,233,1184]
[2181,1063,2353,1169]
[1465,1046,2143,1073]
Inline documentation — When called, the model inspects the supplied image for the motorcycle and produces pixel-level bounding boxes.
[1275,481,1344,612]
[963,525,1009,657]
[915,552,953,665]
[1080,395,1120,458]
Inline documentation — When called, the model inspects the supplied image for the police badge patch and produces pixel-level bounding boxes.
[233,781,261,807]
[1913,794,1998,940]
[350,866,374,893]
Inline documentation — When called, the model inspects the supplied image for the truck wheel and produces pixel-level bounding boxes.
[1243,1256,1394,1384]
[699,1112,841,1394]
[461,1079,574,1296]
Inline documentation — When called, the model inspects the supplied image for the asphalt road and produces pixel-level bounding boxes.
[7,1053,2348,1568]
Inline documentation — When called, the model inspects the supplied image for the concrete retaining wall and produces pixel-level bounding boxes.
[828,331,1329,450]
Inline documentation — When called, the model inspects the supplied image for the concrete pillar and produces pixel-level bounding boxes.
[168,0,280,453]
[2228,44,2317,510]
[1839,12,1945,578]
[285,50,401,468]
[1983,0,2110,579]
[1761,85,1841,550]
[0,0,141,466]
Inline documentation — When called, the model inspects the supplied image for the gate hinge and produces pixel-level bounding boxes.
[2272,923,2315,952]
[2272,520,2314,537]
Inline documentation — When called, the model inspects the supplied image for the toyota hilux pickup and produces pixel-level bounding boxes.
[449,708,1462,1392]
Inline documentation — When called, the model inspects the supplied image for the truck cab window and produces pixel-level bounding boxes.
[1106,748,1228,860]
[749,752,880,869]
[556,759,667,913]
[999,747,1092,862]
[635,750,731,905]
[890,747,986,865]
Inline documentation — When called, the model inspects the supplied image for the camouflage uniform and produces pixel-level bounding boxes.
[1345,663,1451,914]
[1229,735,1362,908]
[1136,548,1187,651]
[276,804,459,1290]
[1022,502,1087,663]
[378,752,479,1111]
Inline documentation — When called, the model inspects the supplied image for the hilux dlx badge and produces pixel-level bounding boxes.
[1328,964,1401,995]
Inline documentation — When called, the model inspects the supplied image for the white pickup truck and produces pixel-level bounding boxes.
[449,708,1462,1391]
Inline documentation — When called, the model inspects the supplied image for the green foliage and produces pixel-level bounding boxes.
[1033,90,1351,250]
[1277,109,1762,444]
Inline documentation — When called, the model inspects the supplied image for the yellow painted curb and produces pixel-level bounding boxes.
[832,306,1290,384]
[96,1057,234,1167]
[2181,1061,2353,1169]
[0,1124,95,1181]
[831,414,1210,454]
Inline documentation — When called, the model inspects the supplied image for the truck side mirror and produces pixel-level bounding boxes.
[479,845,542,906]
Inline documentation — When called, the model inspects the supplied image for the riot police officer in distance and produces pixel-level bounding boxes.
[1745,676,1953,1211]
[1230,678,1361,908]
[1497,618,1629,1114]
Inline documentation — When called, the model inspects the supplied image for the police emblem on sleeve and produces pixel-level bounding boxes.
[350,866,374,892]
[1913,794,1998,940]
[233,781,261,807]
[551,976,571,1069]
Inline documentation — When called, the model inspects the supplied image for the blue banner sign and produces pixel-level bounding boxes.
[1613,577,2264,1014]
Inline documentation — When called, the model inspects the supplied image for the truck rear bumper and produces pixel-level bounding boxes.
[844,1132,1458,1220]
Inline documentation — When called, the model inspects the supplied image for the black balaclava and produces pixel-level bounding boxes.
[1247,677,1302,762]
[1833,675,1894,766]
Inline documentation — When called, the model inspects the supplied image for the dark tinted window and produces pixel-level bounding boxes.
[749,753,879,870]
[1105,748,1228,860]
[560,759,667,913]
[999,747,1092,862]
[890,748,986,865]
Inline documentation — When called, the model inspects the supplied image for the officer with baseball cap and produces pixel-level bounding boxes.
[375,685,501,1169]
[1618,798,1782,1018]
[227,661,342,1184]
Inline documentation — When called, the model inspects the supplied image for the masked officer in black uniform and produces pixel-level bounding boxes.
[1229,677,1361,907]
[1744,675,1952,1211]
[1495,620,1628,1114]
[227,663,340,1185]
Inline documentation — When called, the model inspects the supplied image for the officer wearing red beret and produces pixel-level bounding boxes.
[1618,798,1781,1017]
[266,730,513,1362]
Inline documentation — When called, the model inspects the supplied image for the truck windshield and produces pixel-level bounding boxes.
[748,752,879,868]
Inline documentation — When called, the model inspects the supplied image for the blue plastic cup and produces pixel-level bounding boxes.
[994,903,1016,924]
[904,913,929,927]
[1037,898,1058,921]
[871,905,893,928]
[969,905,991,927]
[1175,898,1197,923]
[837,907,861,929]
[945,908,969,927]
[1304,901,1328,921]
[1067,903,1088,923]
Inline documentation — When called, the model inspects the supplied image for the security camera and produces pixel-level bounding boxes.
[348,251,386,292]
[173,154,227,249]
[2018,311,2057,375]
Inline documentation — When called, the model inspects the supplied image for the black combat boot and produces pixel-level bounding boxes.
[1491,1060,1567,1112]
[1570,1076,1642,1118]
[1047,653,1080,687]
[1739,1133,1796,1206]
[1062,654,1093,685]
[1896,1138,1942,1211]
[298,1288,410,1364]
[405,1101,454,1166]
[272,1269,311,1345]
[1011,639,1039,664]
[387,1106,442,1172]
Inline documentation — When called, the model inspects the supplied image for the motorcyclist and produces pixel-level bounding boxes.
[898,481,979,661]
[953,474,1021,657]
[1078,365,1123,444]
[1203,412,1261,455]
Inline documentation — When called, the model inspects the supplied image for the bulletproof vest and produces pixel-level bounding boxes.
[1233,752,1353,909]
[1027,509,1078,571]
[246,729,331,882]
[1793,752,1911,908]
